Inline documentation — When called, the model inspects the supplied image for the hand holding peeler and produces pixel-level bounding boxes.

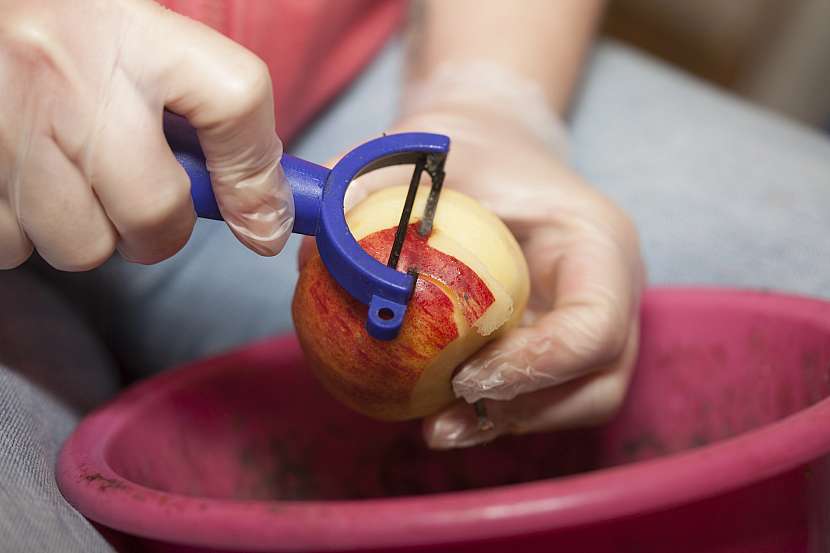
[164,114,449,341]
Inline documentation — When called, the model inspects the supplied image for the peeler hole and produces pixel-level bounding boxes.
[378,307,395,321]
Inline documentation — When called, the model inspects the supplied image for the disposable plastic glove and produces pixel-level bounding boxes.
[329,61,646,448]
[0,0,293,270]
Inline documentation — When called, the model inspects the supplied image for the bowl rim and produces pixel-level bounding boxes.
[56,286,830,551]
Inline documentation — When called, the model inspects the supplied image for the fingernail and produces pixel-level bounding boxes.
[426,410,500,450]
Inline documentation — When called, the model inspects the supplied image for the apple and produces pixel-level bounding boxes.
[292,185,530,421]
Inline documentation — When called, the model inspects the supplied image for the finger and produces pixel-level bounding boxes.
[88,80,195,265]
[149,5,293,256]
[453,234,641,403]
[15,136,117,271]
[0,42,33,270]
[0,202,33,269]
[425,320,639,449]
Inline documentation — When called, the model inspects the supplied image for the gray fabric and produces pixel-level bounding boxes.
[0,371,113,553]
[0,270,118,552]
[570,42,830,296]
[1,37,829,550]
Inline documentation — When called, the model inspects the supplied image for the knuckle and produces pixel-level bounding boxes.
[117,181,191,234]
[51,233,116,272]
[1,15,61,79]
[591,372,630,425]
[561,302,628,367]
[600,209,642,262]
[592,304,629,361]
[613,211,639,243]
[124,229,190,265]
[594,194,634,229]
[589,198,640,246]
[0,244,33,269]
[118,194,195,265]
[0,210,34,269]
[621,210,638,235]
[218,54,271,120]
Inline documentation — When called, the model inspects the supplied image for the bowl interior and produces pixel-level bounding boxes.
[105,290,830,501]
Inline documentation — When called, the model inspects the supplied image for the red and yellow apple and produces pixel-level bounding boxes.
[292,185,530,421]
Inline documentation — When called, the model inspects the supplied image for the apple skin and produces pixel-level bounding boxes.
[292,186,529,421]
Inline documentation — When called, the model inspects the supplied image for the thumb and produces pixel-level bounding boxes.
[153,5,293,255]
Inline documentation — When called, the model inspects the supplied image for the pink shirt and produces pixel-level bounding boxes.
[159,0,407,142]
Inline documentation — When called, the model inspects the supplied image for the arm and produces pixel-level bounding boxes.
[407,0,604,113]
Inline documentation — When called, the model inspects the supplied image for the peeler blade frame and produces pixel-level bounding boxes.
[314,133,450,340]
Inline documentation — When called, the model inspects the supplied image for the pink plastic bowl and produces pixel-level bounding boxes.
[57,288,830,552]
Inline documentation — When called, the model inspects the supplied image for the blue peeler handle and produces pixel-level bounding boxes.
[164,113,450,341]
[164,113,326,235]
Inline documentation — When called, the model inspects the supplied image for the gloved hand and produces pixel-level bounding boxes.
[0,0,293,270]
[332,61,646,448]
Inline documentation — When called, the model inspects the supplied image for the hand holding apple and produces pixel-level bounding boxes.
[292,60,645,448]
[393,103,645,448]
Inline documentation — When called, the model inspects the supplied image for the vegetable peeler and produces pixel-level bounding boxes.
[164,114,448,341]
